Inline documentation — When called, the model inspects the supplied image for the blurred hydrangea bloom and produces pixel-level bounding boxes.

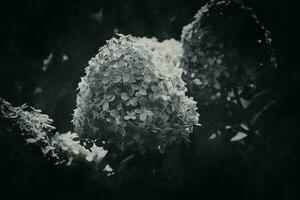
[137,37,183,67]
[73,34,199,154]
[181,0,277,104]
[180,0,278,143]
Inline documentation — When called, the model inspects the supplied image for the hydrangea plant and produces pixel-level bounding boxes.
[0,0,278,173]
[180,0,277,142]
[73,34,199,154]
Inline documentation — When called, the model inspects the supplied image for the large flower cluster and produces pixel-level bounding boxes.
[73,34,199,154]
[181,0,277,104]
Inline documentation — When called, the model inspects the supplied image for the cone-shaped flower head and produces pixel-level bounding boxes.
[73,34,199,154]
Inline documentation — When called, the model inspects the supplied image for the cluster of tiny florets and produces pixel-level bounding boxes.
[73,34,199,154]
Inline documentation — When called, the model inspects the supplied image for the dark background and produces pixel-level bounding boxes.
[0,0,299,199]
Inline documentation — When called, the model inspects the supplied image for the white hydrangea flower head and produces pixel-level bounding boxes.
[73,34,199,154]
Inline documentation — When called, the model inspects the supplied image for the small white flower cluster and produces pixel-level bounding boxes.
[0,99,58,158]
[51,132,107,165]
[0,98,107,165]
[73,34,199,154]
